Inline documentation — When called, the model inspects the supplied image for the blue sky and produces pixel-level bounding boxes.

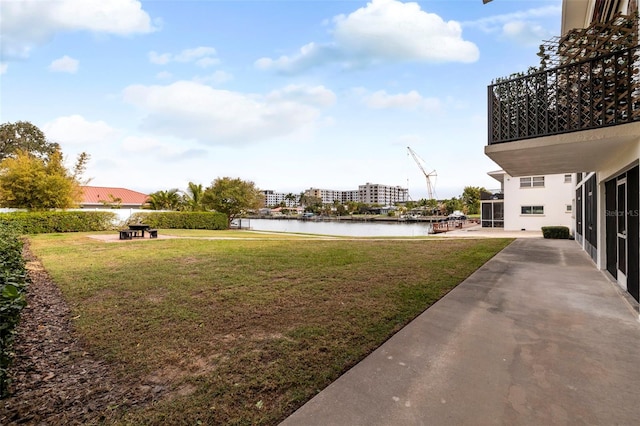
[0,0,561,199]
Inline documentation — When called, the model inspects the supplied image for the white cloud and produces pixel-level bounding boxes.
[48,55,79,73]
[0,63,7,74]
[364,90,441,111]
[255,0,478,73]
[148,46,219,67]
[194,57,219,68]
[193,70,233,85]
[255,42,341,73]
[121,136,208,161]
[149,51,171,65]
[122,81,336,146]
[266,84,336,107]
[463,5,560,44]
[174,46,216,62]
[0,0,157,60]
[43,115,119,145]
[502,21,551,46]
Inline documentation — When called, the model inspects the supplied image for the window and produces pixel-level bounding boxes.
[566,204,572,212]
[520,176,545,188]
[521,205,544,215]
[564,174,572,183]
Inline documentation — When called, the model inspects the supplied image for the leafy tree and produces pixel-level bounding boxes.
[202,177,264,226]
[0,121,60,161]
[147,189,182,211]
[299,193,323,213]
[0,149,85,209]
[444,197,462,215]
[346,201,359,214]
[461,186,486,215]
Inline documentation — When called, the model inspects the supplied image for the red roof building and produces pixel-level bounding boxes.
[80,186,149,209]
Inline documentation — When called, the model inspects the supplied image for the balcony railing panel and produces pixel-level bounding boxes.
[488,45,640,145]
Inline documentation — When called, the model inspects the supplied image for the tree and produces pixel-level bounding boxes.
[0,121,60,162]
[182,182,205,211]
[284,192,297,207]
[444,197,462,215]
[461,186,486,215]
[298,193,323,213]
[99,194,122,209]
[202,177,264,226]
[0,149,85,209]
[147,189,182,210]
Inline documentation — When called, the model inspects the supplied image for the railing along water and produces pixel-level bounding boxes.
[488,45,640,144]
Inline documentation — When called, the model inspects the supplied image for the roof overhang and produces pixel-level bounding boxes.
[485,122,640,177]
[487,170,505,183]
[561,0,591,35]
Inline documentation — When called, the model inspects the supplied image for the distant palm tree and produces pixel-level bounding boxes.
[147,189,182,210]
[284,192,297,207]
[183,182,205,211]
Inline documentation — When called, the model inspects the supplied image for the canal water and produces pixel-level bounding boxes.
[246,218,433,237]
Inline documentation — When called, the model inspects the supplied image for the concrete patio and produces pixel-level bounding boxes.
[281,238,640,425]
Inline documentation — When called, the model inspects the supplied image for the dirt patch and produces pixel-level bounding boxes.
[0,242,161,425]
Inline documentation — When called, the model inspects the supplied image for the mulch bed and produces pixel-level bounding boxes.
[0,242,160,425]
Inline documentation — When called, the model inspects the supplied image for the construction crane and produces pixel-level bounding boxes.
[407,146,437,200]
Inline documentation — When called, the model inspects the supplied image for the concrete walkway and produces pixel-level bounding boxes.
[281,239,640,426]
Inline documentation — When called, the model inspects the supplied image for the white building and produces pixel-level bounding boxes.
[305,188,343,204]
[261,190,298,207]
[484,0,639,303]
[482,171,574,231]
[305,183,408,205]
[358,183,409,205]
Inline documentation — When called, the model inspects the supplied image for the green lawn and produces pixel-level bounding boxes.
[27,232,512,425]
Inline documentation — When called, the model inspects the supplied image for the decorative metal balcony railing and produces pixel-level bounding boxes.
[488,44,640,145]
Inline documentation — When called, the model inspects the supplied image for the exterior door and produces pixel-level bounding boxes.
[605,179,617,277]
[627,166,639,302]
[617,179,627,289]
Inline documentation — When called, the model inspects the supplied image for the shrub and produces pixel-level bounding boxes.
[541,226,570,239]
[0,211,117,234]
[0,222,28,397]
[128,211,228,230]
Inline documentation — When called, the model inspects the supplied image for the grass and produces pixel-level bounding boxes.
[27,231,512,425]
[159,229,334,239]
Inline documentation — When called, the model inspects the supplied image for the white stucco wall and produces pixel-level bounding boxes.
[502,173,574,231]
[591,138,640,273]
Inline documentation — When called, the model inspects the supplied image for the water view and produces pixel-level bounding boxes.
[246,218,433,237]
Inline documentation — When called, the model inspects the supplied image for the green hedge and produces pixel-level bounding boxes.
[0,223,28,397]
[128,211,228,230]
[0,211,117,234]
[541,226,570,239]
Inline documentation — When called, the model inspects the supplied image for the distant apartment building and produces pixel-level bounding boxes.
[358,183,409,205]
[304,183,408,206]
[261,190,298,207]
[340,190,359,204]
[305,188,343,204]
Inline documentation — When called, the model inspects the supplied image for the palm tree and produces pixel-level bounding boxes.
[147,189,182,210]
[284,192,297,207]
[183,182,205,211]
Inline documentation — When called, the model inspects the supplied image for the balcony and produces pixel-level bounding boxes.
[480,190,504,201]
[485,44,640,177]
